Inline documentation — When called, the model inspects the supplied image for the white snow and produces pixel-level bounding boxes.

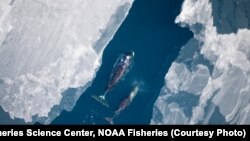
[166,63,210,95]
[151,0,250,124]
[151,94,189,125]
[0,0,133,123]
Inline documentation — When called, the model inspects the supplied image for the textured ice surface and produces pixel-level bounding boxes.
[151,0,250,124]
[0,0,133,123]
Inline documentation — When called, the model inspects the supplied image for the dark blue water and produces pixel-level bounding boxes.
[52,0,192,124]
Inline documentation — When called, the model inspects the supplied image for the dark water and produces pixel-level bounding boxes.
[52,0,192,124]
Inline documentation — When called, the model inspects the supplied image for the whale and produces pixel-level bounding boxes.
[92,51,135,107]
[104,86,139,124]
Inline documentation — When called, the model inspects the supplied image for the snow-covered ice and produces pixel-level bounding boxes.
[151,0,250,124]
[0,0,133,124]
